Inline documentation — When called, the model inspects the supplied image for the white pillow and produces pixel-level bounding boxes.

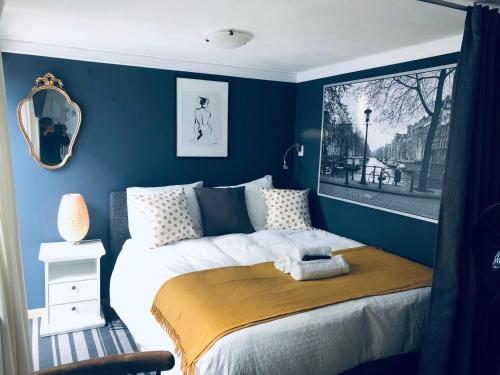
[217,175,273,231]
[127,181,203,237]
[261,188,312,230]
[126,189,199,248]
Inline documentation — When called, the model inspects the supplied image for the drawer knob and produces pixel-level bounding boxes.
[71,306,76,311]
[71,286,76,290]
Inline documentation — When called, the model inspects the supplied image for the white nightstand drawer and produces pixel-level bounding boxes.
[48,300,99,324]
[49,279,98,305]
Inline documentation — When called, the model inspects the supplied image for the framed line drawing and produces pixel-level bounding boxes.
[176,78,228,157]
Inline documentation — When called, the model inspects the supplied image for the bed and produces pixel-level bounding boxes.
[108,191,430,375]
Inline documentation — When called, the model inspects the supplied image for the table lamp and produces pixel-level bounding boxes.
[57,193,89,244]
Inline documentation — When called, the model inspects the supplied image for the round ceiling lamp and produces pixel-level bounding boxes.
[204,29,252,49]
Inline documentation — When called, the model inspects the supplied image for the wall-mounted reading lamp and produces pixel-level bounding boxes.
[282,143,304,170]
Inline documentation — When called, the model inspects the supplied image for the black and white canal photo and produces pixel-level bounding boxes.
[318,64,456,221]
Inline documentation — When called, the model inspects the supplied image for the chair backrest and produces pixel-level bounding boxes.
[32,351,175,375]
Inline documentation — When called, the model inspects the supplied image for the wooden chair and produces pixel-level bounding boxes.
[32,351,175,375]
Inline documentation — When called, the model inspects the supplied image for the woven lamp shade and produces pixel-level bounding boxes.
[57,194,90,243]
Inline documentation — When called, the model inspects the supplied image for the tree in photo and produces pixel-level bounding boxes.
[360,67,455,191]
[322,85,360,172]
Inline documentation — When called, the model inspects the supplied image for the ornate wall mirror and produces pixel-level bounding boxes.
[17,73,82,169]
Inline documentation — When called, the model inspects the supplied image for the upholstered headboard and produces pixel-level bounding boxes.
[109,191,130,259]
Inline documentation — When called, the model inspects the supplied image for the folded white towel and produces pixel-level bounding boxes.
[274,256,295,273]
[289,255,350,281]
[274,245,333,274]
[292,245,333,260]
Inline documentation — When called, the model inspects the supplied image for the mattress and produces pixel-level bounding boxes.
[110,229,430,375]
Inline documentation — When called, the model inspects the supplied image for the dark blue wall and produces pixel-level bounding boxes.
[3,53,296,309]
[293,53,459,267]
[4,52,460,309]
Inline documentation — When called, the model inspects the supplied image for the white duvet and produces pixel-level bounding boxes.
[110,229,430,375]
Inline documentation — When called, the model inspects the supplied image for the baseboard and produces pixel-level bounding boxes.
[28,308,44,319]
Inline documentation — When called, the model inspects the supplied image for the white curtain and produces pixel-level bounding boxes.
[0,50,33,374]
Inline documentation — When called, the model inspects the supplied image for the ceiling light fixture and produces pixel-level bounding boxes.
[204,29,252,49]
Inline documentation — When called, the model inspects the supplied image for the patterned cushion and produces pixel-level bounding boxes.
[127,181,203,237]
[262,189,312,230]
[127,188,200,248]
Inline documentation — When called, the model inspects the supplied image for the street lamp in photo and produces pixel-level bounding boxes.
[343,124,351,185]
[359,108,372,185]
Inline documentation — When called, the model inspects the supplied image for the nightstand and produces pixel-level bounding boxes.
[39,240,106,336]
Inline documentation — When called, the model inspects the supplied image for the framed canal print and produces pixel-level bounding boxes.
[176,78,228,157]
[317,63,456,222]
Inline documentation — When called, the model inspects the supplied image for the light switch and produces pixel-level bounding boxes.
[298,144,304,157]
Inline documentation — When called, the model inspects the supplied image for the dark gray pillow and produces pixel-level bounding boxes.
[194,187,255,236]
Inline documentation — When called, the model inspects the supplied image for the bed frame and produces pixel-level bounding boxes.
[108,191,420,375]
[109,191,130,260]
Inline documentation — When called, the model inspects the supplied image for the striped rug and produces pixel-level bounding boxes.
[29,316,144,373]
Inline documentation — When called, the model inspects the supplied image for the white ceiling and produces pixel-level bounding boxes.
[0,0,466,82]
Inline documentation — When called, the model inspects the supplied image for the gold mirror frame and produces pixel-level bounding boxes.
[16,73,82,170]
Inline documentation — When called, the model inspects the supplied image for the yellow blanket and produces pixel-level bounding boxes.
[151,246,432,375]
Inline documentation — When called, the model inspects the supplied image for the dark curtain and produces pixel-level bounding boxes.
[418,5,500,375]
